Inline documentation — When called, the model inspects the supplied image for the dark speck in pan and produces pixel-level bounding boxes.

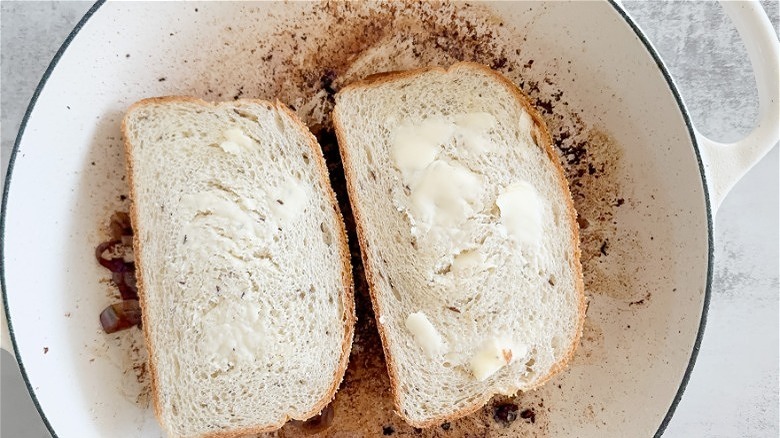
[629,292,652,306]
[599,240,609,256]
[233,86,244,100]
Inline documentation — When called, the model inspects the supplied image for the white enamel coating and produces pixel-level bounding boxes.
[1,1,777,437]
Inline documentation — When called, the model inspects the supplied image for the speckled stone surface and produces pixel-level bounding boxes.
[1,1,777,437]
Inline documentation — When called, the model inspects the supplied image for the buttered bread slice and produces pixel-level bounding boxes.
[123,97,354,437]
[333,63,585,427]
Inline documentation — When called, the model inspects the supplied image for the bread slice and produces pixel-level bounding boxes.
[332,63,585,427]
[122,97,354,438]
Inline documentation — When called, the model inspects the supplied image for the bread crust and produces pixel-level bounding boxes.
[333,62,586,428]
[121,96,355,438]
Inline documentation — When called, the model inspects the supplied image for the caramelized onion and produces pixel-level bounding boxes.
[100,300,142,334]
[111,270,138,301]
[97,212,140,333]
[95,240,129,272]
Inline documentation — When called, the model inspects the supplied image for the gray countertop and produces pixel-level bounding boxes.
[1,1,777,436]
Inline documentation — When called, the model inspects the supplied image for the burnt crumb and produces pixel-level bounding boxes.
[534,98,553,114]
[520,408,536,423]
[629,292,651,306]
[446,306,461,313]
[555,138,588,165]
[413,428,423,434]
[43,347,49,354]
[493,402,519,425]
[523,59,534,68]
[615,198,625,207]
[132,361,148,384]
[599,240,609,256]
[125,53,130,58]
[321,69,338,97]
[158,77,166,82]
[120,195,127,201]
[382,425,395,435]
[261,53,273,62]
[233,86,245,100]
[194,7,198,12]
[441,422,451,430]
[91,161,96,166]
[491,56,508,70]
[588,162,597,175]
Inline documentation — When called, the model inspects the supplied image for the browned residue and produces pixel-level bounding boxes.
[572,319,607,367]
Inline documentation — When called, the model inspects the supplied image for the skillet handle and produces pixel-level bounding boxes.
[697,1,779,214]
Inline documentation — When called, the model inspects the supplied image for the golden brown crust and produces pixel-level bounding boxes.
[333,62,586,428]
[121,96,355,437]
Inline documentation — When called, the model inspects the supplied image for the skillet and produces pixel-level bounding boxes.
[2,1,777,436]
